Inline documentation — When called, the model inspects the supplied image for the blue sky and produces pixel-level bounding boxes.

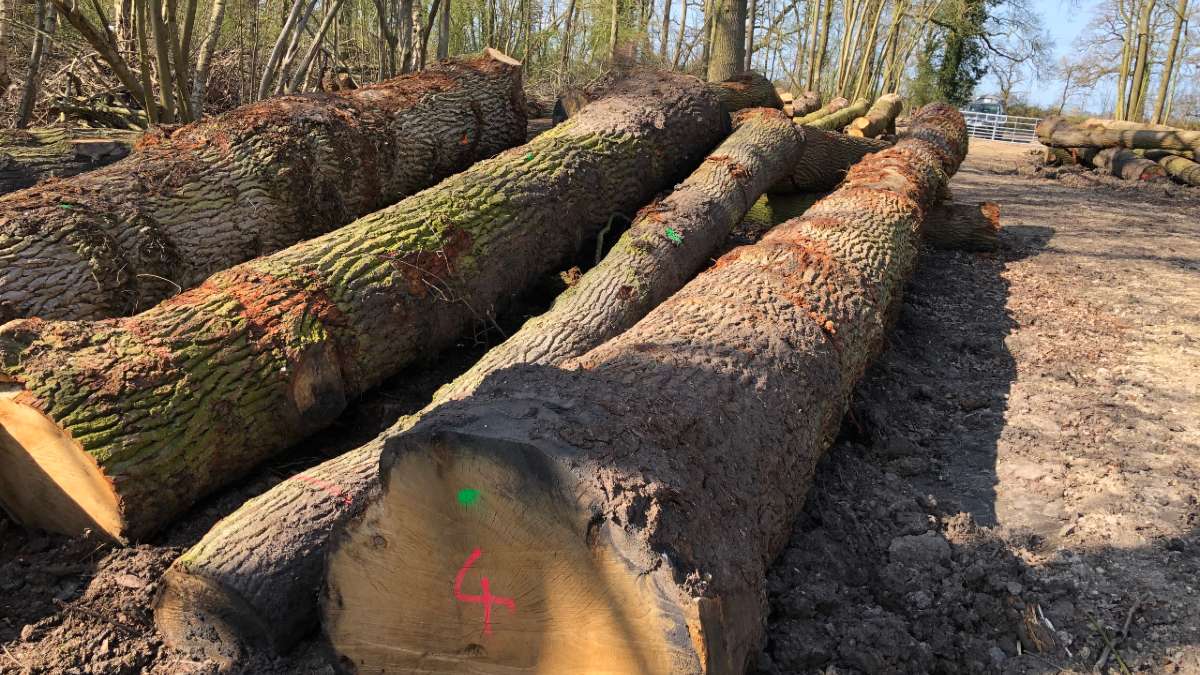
[977,0,1096,107]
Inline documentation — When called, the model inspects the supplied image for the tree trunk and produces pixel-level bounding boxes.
[0,53,526,323]
[0,71,724,544]
[807,96,870,130]
[189,0,228,115]
[437,0,451,59]
[772,125,889,192]
[0,128,138,195]
[257,0,307,99]
[16,0,53,129]
[1155,154,1200,186]
[847,92,902,137]
[1094,146,1168,181]
[1152,0,1188,124]
[923,200,1001,252]
[287,0,348,92]
[1036,116,1200,152]
[793,95,847,124]
[320,104,968,674]
[744,0,756,71]
[707,71,783,113]
[705,0,745,81]
[1126,0,1157,120]
[659,0,671,59]
[154,108,798,664]
[792,90,821,116]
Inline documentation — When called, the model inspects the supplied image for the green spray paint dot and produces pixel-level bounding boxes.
[524,152,534,161]
[664,227,683,245]
[457,488,481,506]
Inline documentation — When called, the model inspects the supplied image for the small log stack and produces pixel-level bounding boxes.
[1037,116,1200,153]
[807,97,870,131]
[319,103,967,674]
[1093,147,1169,181]
[0,71,726,544]
[0,50,527,322]
[794,96,849,124]
[847,93,902,138]
[154,107,805,665]
[0,127,138,195]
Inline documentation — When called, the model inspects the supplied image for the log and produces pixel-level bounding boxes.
[793,96,848,124]
[924,201,1001,252]
[707,72,784,114]
[772,126,891,192]
[0,71,726,544]
[0,50,527,322]
[1036,116,1200,152]
[551,89,588,125]
[1094,147,1169,181]
[153,107,801,664]
[1157,154,1200,186]
[1133,148,1195,161]
[793,90,821,117]
[847,93,902,138]
[0,127,138,195]
[1042,146,1099,167]
[807,97,871,131]
[1082,118,1179,132]
[320,103,968,674]
[738,192,823,235]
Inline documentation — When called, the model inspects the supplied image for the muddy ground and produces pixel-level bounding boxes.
[2,139,1199,674]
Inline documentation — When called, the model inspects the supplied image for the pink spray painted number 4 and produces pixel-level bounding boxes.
[454,548,516,635]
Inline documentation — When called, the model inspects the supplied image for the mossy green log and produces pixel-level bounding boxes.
[806,97,870,131]
[0,50,526,321]
[153,106,802,665]
[0,127,139,195]
[320,103,969,674]
[0,70,727,543]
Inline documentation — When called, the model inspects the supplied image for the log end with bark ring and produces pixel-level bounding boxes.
[321,431,705,674]
[0,384,121,540]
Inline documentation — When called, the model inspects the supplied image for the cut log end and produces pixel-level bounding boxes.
[322,432,696,674]
[0,386,121,540]
[152,571,254,669]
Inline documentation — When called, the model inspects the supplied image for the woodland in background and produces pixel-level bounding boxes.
[0,0,1196,129]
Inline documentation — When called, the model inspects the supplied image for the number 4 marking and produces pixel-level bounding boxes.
[454,548,516,635]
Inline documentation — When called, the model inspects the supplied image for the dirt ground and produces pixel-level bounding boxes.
[2,138,1198,674]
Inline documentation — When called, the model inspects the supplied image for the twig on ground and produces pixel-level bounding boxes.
[2,644,26,670]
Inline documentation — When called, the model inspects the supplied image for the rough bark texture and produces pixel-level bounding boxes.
[706,72,784,114]
[772,126,890,192]
[320,104,967,674]
[793,90,821,116]
[847,92,902,138]
[153,107,798,664]
[0,52,526,322]
[0,71,726,544]
[1042,146,1099,167]
[1094,146,1168,181]
[0,128,139,195]
[807,96,870,131]
[923,200,1000,251]
[1036,116,1200,152]
[793,95,848,124]
[1157,154,1200,186]
[1082,117,1178,132]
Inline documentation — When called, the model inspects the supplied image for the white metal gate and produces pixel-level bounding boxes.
[960,110,1041,143]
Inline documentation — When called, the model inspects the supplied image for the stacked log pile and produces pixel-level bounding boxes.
[0,71,726,545]
[0,50,527,322]
[0,127,139,194]
[1037,116,1200,185]
[154,107,806,664]
[320,103,968,674]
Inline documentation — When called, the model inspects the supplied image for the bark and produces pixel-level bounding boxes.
[705,0,746,81]
[286,0,348,93]
[707,71,783,113]
[807,96,870,131]
[1036,116,1200,152]
[437,0,451,60]
[738,191,821,235]
[1133,148,1194,160]
[1094,146,1169,181]
[16,0,53,129]
[189,0,228,115]
[924,200,1001,252]
[0,128,138,195]
[154,108,797,663]
[793,95,847,124]
[256,0,307,99]
[1081,117,1178,132]
[320,104,968,674]
[847,92,902,138]
[1127,0,1156,120]
[793,90,821,116]
[772,126,890,192]
[0,53,526,322]
[0,71,725,544]
[1156,154,1200,186]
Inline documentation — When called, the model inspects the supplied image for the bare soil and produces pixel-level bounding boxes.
[2,138,1199,674]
